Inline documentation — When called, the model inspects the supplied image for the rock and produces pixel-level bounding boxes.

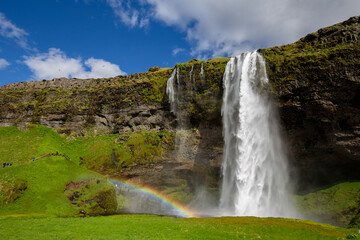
[148,66,160,72]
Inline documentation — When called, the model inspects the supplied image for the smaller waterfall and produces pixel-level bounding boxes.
[166,69,177,114]
[176,67,180,86]
[189,65,194,82]
[200,63,205,83]
[189,65,196,95]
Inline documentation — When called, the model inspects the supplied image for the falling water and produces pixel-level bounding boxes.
[189,65,196,95]
[166,68,177,114]
[219,51,295,217]
[166,66,193,159]
[200,63,205,83]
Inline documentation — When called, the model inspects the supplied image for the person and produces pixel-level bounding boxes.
[33,157,35,161]
[80,210,86,217]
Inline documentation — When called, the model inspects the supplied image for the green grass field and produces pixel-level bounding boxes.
[0,215,357,240]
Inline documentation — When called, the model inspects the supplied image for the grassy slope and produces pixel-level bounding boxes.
[0,125,119,166]
[0,125,173,171]
[0,215,356,240]
[296,182,360,226]
[0,155,115,217]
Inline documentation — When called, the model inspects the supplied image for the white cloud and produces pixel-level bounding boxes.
[0,12,33,50]
[146,0,360,57]
[106,0,149,28]
[79,58,125,79]
[23,48,126,80]
[172,48,185,56]
[107,0,360,58]
[0,58,10,70]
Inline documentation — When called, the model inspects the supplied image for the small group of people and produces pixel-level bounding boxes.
[2,163,12,168]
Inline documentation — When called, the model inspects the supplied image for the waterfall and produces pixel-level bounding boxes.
[219,51,295,218]
[166,68,177,114]
[189,65,196,95]
[200,63,205,83]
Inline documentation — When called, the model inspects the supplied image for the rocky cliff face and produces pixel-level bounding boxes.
[1,16,359,193]
[262,16,360,191]
[0,70,173,133]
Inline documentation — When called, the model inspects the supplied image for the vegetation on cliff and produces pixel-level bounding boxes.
[0,125,174,172]
[262,16,360,90]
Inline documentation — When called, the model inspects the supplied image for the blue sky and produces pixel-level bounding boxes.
[0,0,359,86]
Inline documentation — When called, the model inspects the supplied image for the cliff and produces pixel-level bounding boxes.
[262,16,360,190]
[1,16,360,195]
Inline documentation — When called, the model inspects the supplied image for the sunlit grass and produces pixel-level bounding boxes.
[0,215,356,240]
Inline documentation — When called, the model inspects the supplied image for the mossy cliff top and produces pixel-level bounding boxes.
[262,16,360,191]
[262,15,360,90]
[0,57,229,134]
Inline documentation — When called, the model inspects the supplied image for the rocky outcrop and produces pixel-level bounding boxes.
[65,178,117,216]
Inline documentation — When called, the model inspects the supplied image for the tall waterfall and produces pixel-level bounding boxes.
[220,51,295,217]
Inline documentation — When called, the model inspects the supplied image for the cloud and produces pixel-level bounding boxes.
[107,0,360,58]
[79,58,126,79]
[106,0,149,28]
[0,12,33,50]
[23,48,126,80]
[0,58,10,70]
[172,48,185,56]
[147,0,360,57]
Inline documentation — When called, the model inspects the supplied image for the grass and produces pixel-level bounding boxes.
[0,125,174,172]
[0,215,356,240]
[0,155,116,217]
[296,182,360,226]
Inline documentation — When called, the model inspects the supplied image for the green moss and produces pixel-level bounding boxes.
[296,182,360,226]
[262,18,360,90]
[0,125,175,174]
[348,212,360,229]
[64,179,117,215]
[161,184,194,204]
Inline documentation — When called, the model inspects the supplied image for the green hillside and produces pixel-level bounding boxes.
[297,182,360,226]
[0,125,173,172]
[0,154,116,217]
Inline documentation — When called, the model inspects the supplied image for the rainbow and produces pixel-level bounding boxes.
[109,178,198,218]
